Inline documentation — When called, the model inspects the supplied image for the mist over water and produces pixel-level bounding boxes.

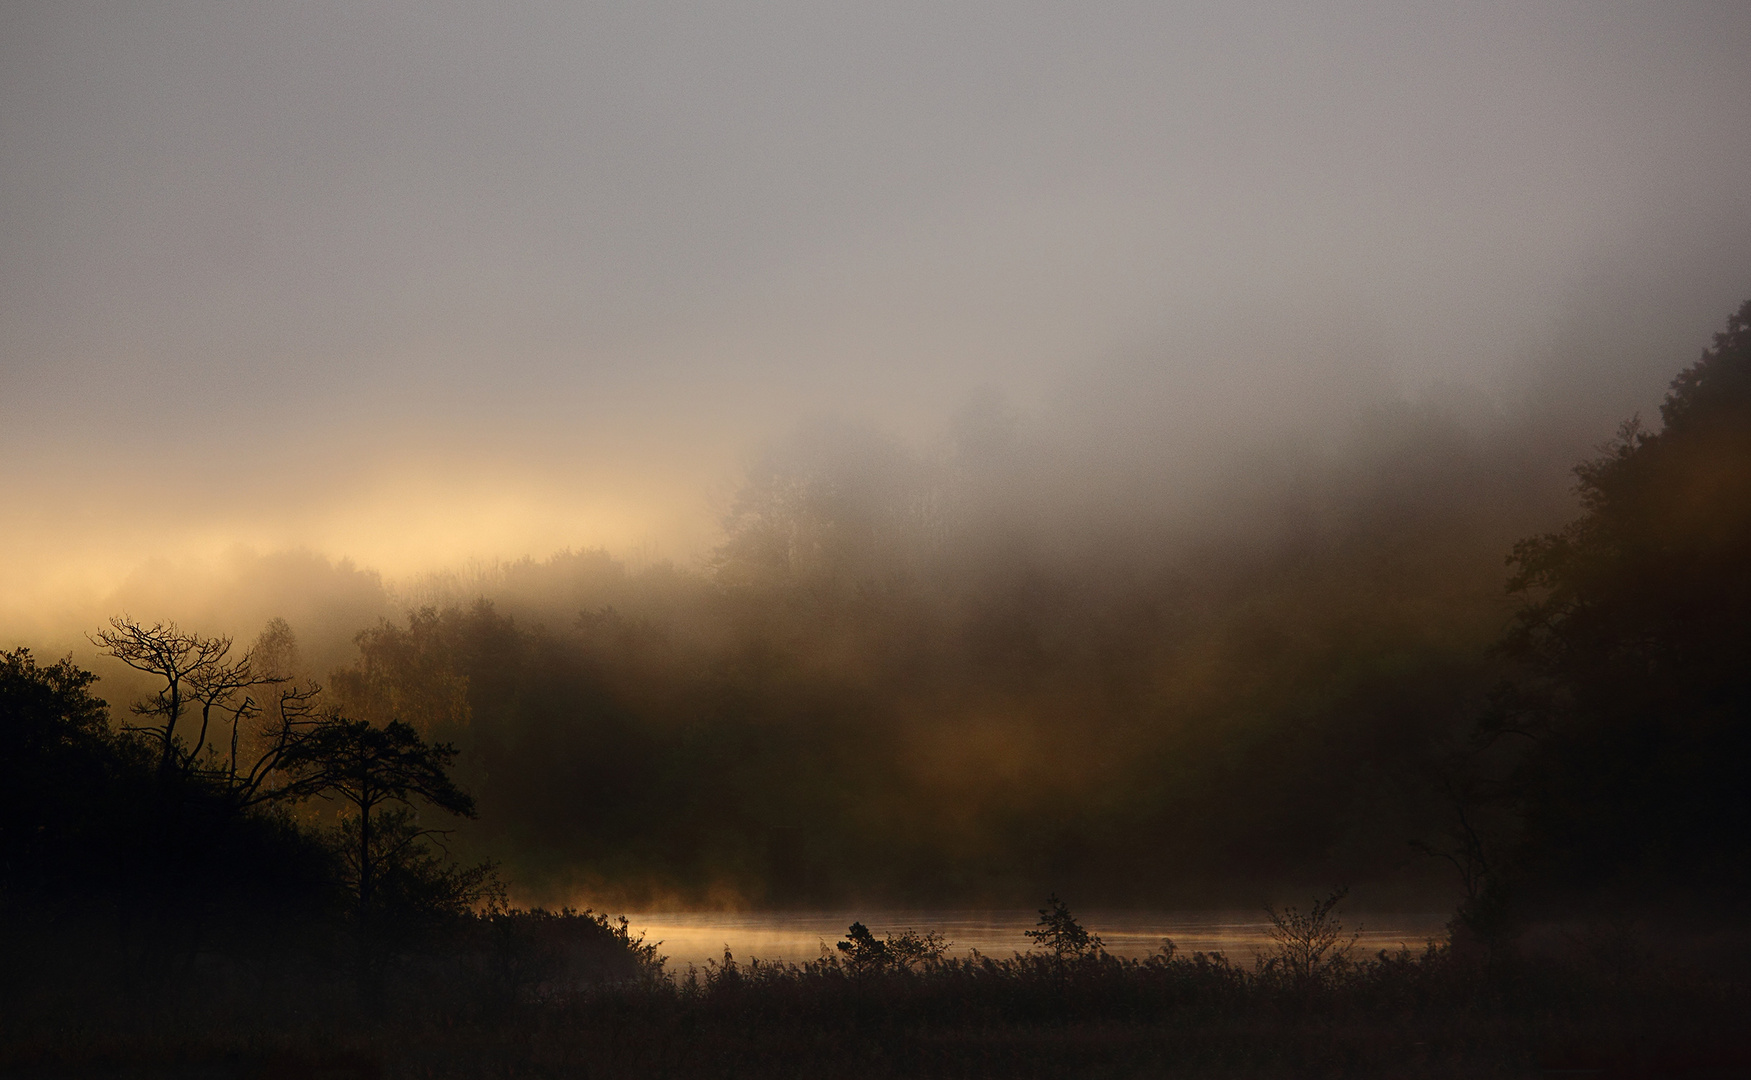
[623,910,1454,972]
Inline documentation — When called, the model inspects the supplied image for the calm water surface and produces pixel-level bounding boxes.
[623,910,1451,972]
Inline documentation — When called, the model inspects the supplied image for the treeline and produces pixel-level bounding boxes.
[312,404,1557,905]
[312,301,1751,916]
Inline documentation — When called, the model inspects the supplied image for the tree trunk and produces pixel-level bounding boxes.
[358,800,373,920]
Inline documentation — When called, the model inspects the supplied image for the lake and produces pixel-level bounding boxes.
[620,910,1453,972]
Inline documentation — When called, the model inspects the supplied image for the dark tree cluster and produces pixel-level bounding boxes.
[1479,299,1751,909]
[321,410,1534,908]
[0,620,651,1011]
[0,647,146,905]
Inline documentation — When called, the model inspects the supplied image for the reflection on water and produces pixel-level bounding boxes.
[623,910,1452,972]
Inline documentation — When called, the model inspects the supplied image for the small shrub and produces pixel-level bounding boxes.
[1024,895,1103,960]
[1261,887,1359,988]
[835,922,950,973]
[473,905,665,1005]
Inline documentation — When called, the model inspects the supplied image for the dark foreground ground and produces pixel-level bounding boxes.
[4,921,1750,1080]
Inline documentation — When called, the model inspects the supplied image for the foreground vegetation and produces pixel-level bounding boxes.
[4,899,1748,1078]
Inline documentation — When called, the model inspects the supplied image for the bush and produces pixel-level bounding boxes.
[1259,887,1360,989]
[834,921,949,973]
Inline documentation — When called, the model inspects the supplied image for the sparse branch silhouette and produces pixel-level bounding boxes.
[91,617,239,777]
[1261,888,1359,988]
[225,680,327,809]
[90,617,322,813]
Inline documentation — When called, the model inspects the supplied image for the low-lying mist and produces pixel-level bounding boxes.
[18,365,1650,909]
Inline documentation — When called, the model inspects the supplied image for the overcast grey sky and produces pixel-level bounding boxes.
[3,1,1750,620]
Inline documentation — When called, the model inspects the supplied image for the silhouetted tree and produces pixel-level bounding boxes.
[0,648,109,759]
[835,922,948,973]
[1485,299,1751,899]
[1260,888,1359,989]
[0,648,131,897]
[1410,775,1514,958]
[1025,895,1103,959]
[280,718,479,919]
[89,617,335,816]
[218,681,328,811]
[91,618,279,781]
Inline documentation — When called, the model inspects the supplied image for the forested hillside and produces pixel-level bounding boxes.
[320,392,1570,907]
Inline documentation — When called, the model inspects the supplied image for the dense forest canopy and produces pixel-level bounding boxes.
[1484,299,1751,908]
[308,377,1578,908]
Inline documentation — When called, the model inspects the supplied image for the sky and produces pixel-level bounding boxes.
[4,1,1751,633]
